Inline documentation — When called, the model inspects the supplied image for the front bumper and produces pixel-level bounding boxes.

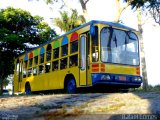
[92,73,142,88]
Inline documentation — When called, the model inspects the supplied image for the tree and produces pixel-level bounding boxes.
[3,79,10,89]
[79,0,90,20]
[148,0,160,25]
[114,0,133,22]
[0,7,57,95]
[54,9,86,32]
[124,0,160,25]
[0,50,14,95]
[42,0,90,20]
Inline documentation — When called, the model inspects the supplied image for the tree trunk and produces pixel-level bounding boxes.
[114,0,131,23]
[79,0,90,21]
[137,7,148,91]
[115,0,121,23]
[62,0,90,20]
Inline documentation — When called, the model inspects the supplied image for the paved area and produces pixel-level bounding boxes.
[0,92,160,120]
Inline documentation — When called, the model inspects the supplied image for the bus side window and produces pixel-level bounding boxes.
[40,54,44,63]
[60,58,67,69]
[33,67,37,76]
[45,62,51,73]
[70,54,78,67]
[70,41,78,53]
[46,44,52,61]
[23,60,28,78]
[92,26,99,62]
[29,58,33,67]
[33,55,38,76]
[28,68,32,77]
[39,64,45,74]
[34,56,38,65]
[60,43,68,70]
[61,44,68,56]
[53,48,59,59]
[70,40,78,68]
[52,60,59,71]
[16,60,19,72]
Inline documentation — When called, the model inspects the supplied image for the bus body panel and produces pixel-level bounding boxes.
[13,72,19,93]
[91,63,140,76]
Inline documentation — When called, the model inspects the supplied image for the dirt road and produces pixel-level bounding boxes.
[0,92,160,120]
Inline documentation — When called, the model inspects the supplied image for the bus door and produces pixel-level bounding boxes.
[79,34,90,86]
[17,60,23,92]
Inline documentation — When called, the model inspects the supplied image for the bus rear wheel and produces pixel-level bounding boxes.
[66,79,77,94]
[25,83,31,95]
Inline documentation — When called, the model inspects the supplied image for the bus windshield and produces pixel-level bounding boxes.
[100,27,140,66]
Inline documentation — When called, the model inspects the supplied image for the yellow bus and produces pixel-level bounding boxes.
[14,20,142,94]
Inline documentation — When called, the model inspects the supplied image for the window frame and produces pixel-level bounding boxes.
[91,26,99,62]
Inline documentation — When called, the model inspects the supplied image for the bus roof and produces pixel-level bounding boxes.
[18,20,137,58]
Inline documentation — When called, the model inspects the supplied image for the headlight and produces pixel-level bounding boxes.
[101,75,110,80]
[133,77,141,81]
[137,77,141,81]
[134,77,138,81]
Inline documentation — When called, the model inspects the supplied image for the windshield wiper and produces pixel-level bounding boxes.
[127,31,136,41]
[113,34,117,47]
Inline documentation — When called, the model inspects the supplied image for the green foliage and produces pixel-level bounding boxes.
[124,0,160,25]
[0,50,14,95]
[0,7,57,53]
[0,7,57,94]
[3,79,10,88]
[54,9,86,32]
[124,0,146,8]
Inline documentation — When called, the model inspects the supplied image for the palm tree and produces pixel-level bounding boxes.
[54,9,86,32]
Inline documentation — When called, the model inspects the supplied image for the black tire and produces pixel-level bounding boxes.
[25,83,31,95]
[65,79,77,94]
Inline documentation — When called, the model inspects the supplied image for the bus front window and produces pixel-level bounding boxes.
[100,27,140,66]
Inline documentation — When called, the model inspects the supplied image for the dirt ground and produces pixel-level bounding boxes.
[0,92,160,120]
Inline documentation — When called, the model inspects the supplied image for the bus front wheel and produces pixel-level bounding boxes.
[25,83,31,95]
[66,79,77,94]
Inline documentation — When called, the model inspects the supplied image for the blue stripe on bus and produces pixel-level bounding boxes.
[91,73,142,86]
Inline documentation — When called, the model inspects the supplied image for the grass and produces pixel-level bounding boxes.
[147,85,160,92]
[131,84,160,92]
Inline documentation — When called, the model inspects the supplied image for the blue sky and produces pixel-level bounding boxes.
[0,0,160,85]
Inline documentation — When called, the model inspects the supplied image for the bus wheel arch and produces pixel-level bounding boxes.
[64,74,77,94]
[25,82,31,95]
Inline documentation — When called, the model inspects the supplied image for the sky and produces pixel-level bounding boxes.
[0,0,160,86]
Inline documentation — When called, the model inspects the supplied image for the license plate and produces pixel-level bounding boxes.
[119,76,126,81]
